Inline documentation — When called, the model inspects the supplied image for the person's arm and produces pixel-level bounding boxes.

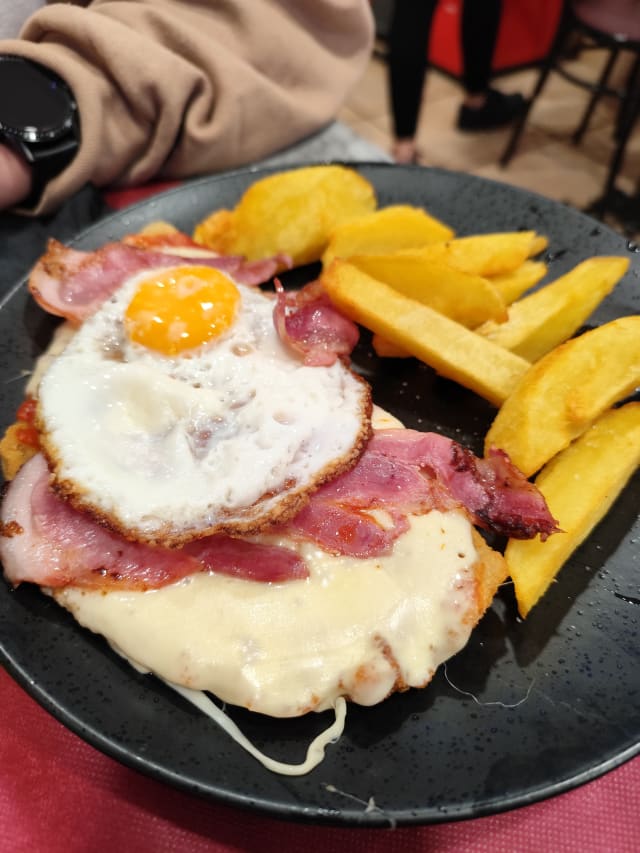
[1,0,373,214]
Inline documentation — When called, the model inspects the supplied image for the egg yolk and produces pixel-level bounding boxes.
[124,267,240,355]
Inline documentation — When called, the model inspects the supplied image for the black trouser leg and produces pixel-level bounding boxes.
[388,0,438,139]
[460,0,502,94]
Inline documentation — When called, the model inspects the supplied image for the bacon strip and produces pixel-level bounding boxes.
[273,279,359,366]
[0,430,557,591]
[123,231,293,281]
[0,455,308,591]
[281,429,557,555]
[308,446,453,511]
[367,430,559,540]
[29,239,289,324]
[184,536,308,583]
[287,501,411,559]
[284,447,456,556]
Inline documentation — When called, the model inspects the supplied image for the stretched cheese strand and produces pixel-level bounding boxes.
[169,683,347,776]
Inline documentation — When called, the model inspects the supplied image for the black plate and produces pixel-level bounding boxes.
[1,164,639,827]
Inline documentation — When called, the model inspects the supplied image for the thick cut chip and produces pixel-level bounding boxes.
[321,205,453,268]
[485,315,640,476]
[347,252,507,327]
[193,209,235,255]
[506,403,640,617]
[476,257,629,361]
[490,260,548,304]
[193,166,376,266]
[322,261,530,406]
[385,231,548,278]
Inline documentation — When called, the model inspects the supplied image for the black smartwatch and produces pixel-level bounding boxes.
[0,55,80,205]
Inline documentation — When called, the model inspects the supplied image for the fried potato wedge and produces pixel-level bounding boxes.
[489,260,548,304]
[506,402,640,617]
[321,204,453,268]
[388,231,548,278]
[348,252,507,327]
[485,315,640,476]
[367,255,548,358]
[193,208,235,254]
[476,257,629,362]
[322,261,530,406]
[193,165,376,266]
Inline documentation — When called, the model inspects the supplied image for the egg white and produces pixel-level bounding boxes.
[36,267,370,545]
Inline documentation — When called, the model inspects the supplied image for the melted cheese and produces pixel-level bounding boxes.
[171,685,347,776]
[54,509,478,718]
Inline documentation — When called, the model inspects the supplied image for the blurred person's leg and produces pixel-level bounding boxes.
[388,0,525,163]
[388,0,438,162]
[458,0,525,130]
[461,0,501,95]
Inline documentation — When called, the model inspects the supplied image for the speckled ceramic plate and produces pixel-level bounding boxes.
[0,165,639,827]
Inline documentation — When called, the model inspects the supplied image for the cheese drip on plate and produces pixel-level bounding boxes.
[171,685,347,776]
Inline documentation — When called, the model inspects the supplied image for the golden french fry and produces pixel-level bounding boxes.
[485,315,640,476]
[506,402,640,617]
[388,231,548,278]
[476,256,629,362]
[193,165,376,266]
[529,235,548,257]
[321,205,454,268]
[321,261,530,406]
[348,252,507,327]
[193,209,235,253]
[490,260,548,304]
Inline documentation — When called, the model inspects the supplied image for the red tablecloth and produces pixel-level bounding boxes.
[1,667,638,852]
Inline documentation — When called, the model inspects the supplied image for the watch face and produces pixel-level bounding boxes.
[0,56,75,141]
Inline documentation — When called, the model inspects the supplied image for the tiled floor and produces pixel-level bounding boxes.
[338,45,640,238]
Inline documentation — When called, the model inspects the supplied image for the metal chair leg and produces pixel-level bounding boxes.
[597,54,640,216]
[499,66,553,167]
[572,46,619,145]
[500,8,574,167]
[614,56,640,142]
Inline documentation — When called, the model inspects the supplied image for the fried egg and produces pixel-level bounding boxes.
[36,266,371,545]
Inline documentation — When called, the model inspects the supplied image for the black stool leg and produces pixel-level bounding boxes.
[614,55,640,142]
[500,8,574,167]
[592,54,640,217]
[572,46,619,145]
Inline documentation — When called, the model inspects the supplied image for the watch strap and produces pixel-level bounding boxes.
[0,55,80,206]
[11,131,78,207]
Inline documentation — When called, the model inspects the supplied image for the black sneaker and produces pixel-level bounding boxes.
[457,88,526,131]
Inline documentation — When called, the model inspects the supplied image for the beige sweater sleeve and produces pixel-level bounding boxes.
[2,0,374,214]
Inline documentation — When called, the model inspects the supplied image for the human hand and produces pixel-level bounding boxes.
[0,144,33,209]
